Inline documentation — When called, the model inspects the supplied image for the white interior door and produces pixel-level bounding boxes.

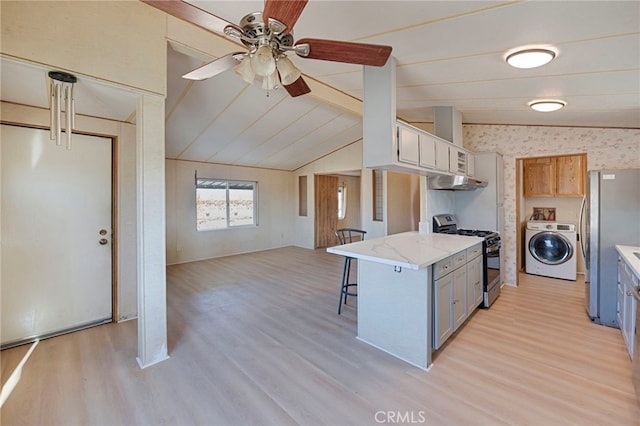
[1,124,113,347]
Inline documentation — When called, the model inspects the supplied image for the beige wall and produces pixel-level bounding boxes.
[464,124,640,285]
[387,172,420,235]
[165,159,294,265]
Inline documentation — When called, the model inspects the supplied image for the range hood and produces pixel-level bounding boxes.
[429,106,488,190]
[428,175,487,191]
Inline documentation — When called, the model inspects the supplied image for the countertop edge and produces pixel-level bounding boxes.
[326,232,483,270]
[616,245,640,280]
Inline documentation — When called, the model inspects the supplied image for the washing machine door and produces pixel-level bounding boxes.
[528,231,574,265]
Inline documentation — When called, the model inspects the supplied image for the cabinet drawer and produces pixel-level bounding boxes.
[466,243,483,260]
[434,256,453,280]
[452,250,467,270]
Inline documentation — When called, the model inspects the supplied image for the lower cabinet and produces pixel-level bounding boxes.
[452,267,467,330]
[618,255,638,358]
[466,247,483,313]
[435,273,454,347]
[433,243,483,350]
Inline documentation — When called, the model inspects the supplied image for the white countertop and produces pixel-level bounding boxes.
[616,245,640,279]
[326,231,484,270]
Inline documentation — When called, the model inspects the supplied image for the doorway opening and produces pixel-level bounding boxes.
[314,172,362,248]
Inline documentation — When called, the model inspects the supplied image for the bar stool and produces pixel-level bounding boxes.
[335,228,366,314]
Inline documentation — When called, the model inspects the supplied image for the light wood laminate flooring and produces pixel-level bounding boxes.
[2,246,639,425]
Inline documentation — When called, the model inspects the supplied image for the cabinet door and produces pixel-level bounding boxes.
[435,139,450,171]
[474,256,484,306]
[434,274,453,349]
[618,259,625,329]
[467,153,475,177]
[467,255,483,313]
[452,267,467,331]
[623,282,635,357]
[523,157,555,196]
[419,135,437,168]
[397,125,420,165]
[555,154,585,196]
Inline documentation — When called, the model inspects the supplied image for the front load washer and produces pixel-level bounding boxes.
[525,221,577,281]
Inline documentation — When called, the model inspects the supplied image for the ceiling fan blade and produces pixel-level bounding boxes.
[141,0,230,35]
[295,38,392,67]
[182,52,244,80]
[282,76,311,97]
[263,0,308,31]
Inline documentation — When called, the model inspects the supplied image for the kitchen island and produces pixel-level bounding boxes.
[327,231,483,370]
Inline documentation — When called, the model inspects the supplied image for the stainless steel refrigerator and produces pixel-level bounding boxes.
[580,169,640,327]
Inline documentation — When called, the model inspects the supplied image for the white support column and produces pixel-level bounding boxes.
[136,93,169,368]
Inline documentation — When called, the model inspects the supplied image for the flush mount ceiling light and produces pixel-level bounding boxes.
[529,99,566,112]
[506,48,556,69]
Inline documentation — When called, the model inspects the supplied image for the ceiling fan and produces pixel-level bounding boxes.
[142,0,393,97]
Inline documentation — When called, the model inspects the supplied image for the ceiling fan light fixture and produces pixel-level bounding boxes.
[262,72,278,91]
[234,56,255,84]
[529,99,566,112]
[506,48,556,69]
[250,45,276,77]
[276,56,301,85]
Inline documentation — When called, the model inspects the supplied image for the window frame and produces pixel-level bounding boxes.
[195,178,258,232]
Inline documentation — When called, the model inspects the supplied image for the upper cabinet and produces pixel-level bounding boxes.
[523,154,586,197]
[397,124,420,165]
[363,58,474,178]
[555,155,586,196]
[398,123,456,174]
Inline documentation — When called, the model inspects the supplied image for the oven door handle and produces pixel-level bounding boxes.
[486,246,501,255]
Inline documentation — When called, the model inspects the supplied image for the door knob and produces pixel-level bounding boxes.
[99,238,108,245]
[99,229,108,236]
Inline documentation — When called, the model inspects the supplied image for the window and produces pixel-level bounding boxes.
[196,179,257,231]
[337,182,347,220]
[373,170,383,221]
[298,175,307,216]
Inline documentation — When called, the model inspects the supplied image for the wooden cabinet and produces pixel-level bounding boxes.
[523,157,555,196]
[555,155,586,196]
[523,154,586,197]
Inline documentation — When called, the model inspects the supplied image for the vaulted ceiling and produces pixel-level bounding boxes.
[2,1,638,171]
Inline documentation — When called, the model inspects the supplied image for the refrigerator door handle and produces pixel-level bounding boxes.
[579,195,587,262]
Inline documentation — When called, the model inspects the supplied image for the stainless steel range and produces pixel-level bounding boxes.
[433,214,502,307]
